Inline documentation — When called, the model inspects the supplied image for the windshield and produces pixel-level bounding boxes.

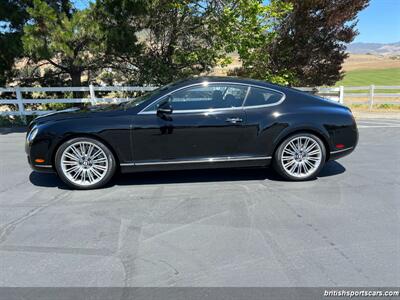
[124,81,180,108]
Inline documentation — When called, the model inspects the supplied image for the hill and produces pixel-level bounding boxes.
[342,54,400,71]
[347,42,400,55]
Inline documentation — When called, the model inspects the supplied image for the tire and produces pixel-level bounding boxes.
[55,137,116,189]
[273,133,326,181]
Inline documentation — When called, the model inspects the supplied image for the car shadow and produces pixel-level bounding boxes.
[29,172,69,189]
[29,160,345,189]
[318,160,346,177]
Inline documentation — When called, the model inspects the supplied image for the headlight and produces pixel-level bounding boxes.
[27,127,38,143]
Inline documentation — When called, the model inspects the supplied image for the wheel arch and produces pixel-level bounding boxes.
[272,127,331,161]
[51,133,121,171]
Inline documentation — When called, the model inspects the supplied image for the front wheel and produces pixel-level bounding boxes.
[273,133,326,181]
[55,137,116,189]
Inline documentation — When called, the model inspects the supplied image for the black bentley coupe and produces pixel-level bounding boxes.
[26,77,358,189]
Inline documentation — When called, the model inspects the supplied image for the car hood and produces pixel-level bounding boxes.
[31,104,124,126]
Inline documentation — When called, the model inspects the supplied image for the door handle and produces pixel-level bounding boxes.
[226,117,243,124]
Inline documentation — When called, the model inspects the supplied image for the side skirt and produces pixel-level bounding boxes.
[120,156,272,173]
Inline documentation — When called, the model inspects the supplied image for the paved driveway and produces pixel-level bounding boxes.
[0,118,399,287]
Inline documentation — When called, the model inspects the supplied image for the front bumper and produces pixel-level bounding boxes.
[27,154,55,173]
[25,130,56,173]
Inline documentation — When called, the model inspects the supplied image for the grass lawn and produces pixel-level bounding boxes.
[336,68,400,87]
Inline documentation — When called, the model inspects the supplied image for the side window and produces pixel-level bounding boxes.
[144,84,248,112]
[244,87,283,107]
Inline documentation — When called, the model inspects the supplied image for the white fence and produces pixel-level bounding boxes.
[0,85,155,117]
[1,84,399,118]
[296,86,344,103]
[296,85,400,108]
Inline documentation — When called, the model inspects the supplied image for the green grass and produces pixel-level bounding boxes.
[336,68,400,88]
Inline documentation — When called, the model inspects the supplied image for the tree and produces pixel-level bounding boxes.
[6,0,292,88]
[94,0,230,85]
[0,0,77,85]
[92,0,148,84]
[94,0,292,85]
[22,0,106,92]
[0,0,31,85]
[223,0,293,85]
[265,0,369,86]
[135,0,230,84]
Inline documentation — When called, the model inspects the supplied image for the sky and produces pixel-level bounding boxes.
[353,0,400,43]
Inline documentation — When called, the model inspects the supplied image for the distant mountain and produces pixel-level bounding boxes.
[346,42,400,55]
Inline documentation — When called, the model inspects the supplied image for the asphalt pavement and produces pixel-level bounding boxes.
[0,118,399,287]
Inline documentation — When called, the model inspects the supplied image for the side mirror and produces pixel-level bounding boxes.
[157,98,173,116]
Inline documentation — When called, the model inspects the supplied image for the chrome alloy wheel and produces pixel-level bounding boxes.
[281,136,322,178]
[60,141,109,186]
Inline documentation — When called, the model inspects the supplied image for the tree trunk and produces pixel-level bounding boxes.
[70,71,84,107]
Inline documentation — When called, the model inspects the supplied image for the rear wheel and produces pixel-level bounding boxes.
[273,133,326,181]
[55,137,116,189]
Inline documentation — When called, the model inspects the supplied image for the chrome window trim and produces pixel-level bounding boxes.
[139,106,244,115]
[330,147,354,154]
[137,82,286,115]
[242,85,286,108]
[120,155,272,167]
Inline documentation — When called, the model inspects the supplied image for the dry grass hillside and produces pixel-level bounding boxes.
[342,54,400,71]
[212,53,400,75]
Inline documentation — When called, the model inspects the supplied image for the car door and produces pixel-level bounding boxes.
[131,83,250,163]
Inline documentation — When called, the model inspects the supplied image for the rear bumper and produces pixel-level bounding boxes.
[329,146,355,160]
[328,112,358,160]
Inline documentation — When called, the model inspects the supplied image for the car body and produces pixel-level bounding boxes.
[26,77,358,189]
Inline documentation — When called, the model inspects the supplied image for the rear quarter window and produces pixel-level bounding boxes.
[244,87,284,107]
